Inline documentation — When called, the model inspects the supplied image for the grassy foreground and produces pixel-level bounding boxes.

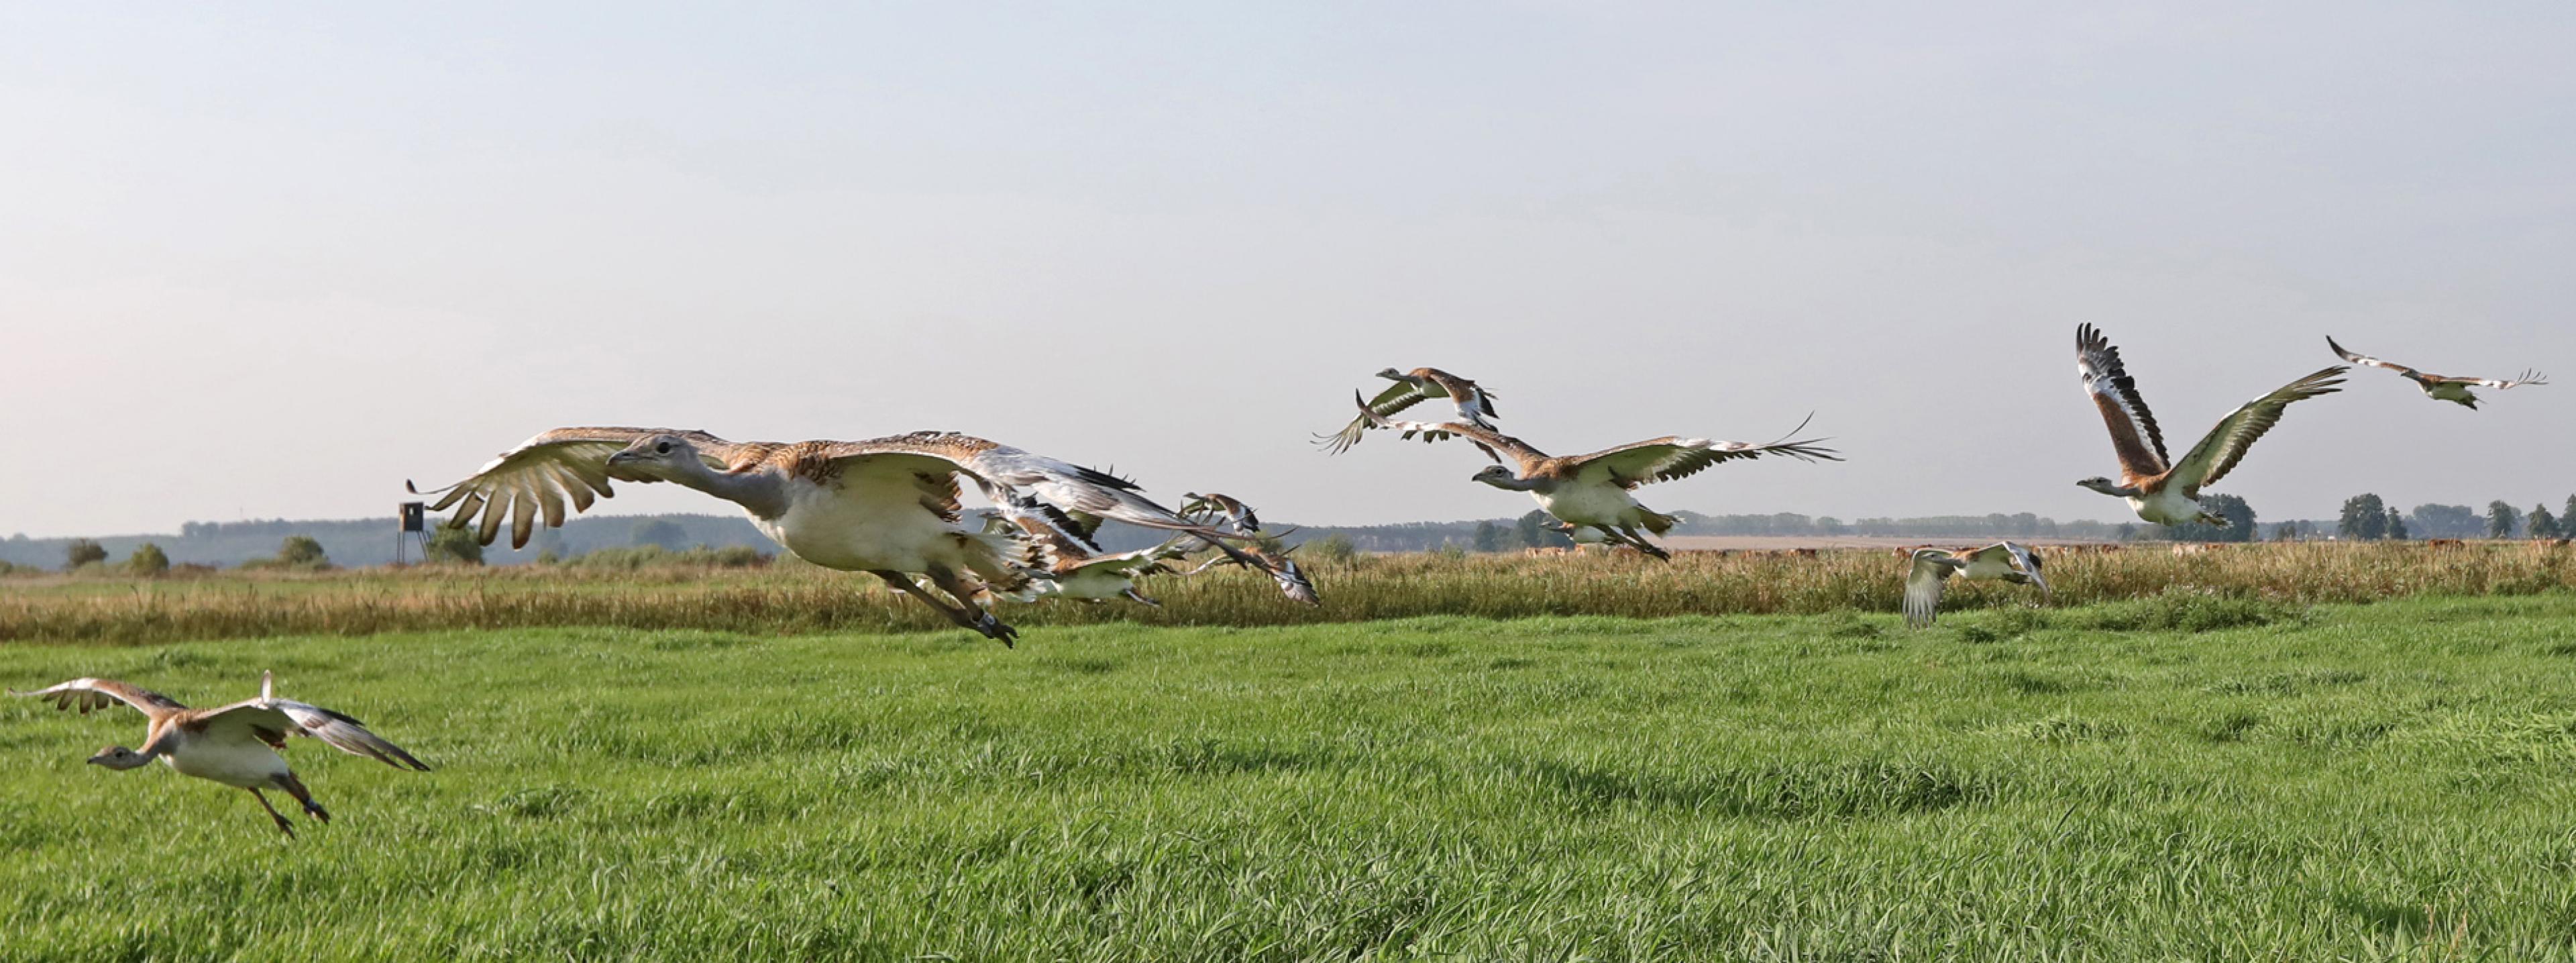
[7,595,2576,959]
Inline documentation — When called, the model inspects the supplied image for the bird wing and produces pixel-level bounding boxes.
[2002,542,2051,603]
[820,433,1309,601]
[10,678,189,719]
[1315,378,1439,454]
[413,427,741,549]
[1413,368,1501,424]
[1359,398,1551,470]
[197,699,431,771]
[1903,552,1960,628]
[2426,369,2548,390]
[2076,324,2171,481]
[2168,366,2348,494]
[2325,336,2425,380]
[1181,493,1261,534]
[1566,421,1840,491]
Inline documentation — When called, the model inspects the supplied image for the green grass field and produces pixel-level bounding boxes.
[7,595,2576,959]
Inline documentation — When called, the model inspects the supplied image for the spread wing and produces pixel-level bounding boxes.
[2169,366,2348,494]
[1903,552,1960,628]
[2077,324,2171,481]
[1413,368,1500,424]
[2326,336,2424,380]
[2425,369,2548,390]
[1968,542,2051,603]
[1316,368,1499,454]
[197,699,431,771]
[1360,399,1550,471]
[10,678,189,719]
[1565,421,1841,490]
[413,427,739,549]
[1316,378,1442,455]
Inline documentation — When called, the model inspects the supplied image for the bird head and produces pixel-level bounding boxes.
[2074,476,2125,496]
[606,434,700,480]
[1469,465,1516,487]
[1374,367,1405,381]
[87,746,150,770]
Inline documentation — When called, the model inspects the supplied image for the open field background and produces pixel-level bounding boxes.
[5,542,2575,646]
[7,595,2576,958]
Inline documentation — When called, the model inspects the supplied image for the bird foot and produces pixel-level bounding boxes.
[270,815,297,838]
[973,613,1019,648]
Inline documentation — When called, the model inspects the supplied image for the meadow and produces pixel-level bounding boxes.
[7,592,2576,959]
[5,540,2575,646]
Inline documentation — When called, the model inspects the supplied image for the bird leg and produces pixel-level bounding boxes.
[248,789,295,838]
[872,571,998,642]
[1615,526,1672,561]
[1121,588,1163,607]
[274,773,329,823]
[924,568,1019,647]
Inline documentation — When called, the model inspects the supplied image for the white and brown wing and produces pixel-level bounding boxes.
[2168,366,2348,495]
[2326,336,2425,379]
[1359,399,1550,471]
[9,678,189,720]
[2429,370,2548,391]
[413,427,740,549]
[197,699,430,771]
[2077,324,2172,483]
[1566,425,1840,491]
[1903,551,1961,629]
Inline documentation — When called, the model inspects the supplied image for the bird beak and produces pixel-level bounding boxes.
[606,451,637,465]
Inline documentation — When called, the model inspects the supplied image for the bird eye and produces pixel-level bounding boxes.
[655,442,672,454]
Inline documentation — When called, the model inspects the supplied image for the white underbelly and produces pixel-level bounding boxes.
[164,738,289,789]
[1045,568,1136,600]
[1961,556,2016,580]
[1534,485,1639,528]
[2130,489,2204,527]
[759,484,959,572]
[2426,383,2474,403]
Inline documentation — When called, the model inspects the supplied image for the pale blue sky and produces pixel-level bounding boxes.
[6,3,2573,536]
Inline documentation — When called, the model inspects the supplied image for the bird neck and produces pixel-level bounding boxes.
[1479,474,1543,493]
[667,458,790,519]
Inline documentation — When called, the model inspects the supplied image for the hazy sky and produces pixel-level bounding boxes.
[7,3,2574,538]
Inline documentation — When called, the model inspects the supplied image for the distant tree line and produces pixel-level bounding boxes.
[2324,495,2576,541]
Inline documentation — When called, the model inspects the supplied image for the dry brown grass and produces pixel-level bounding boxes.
[3,541,2570,646]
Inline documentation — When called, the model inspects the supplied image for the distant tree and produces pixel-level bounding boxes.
[63,538,107,571]
[127,543,170,577]
[1302,534,1358,562]
[277,536,329,568]
[2272,521,2301,542]
[633,519,688,550]
[1816,516,1847,536]
[2530,505,2561,540]
[1471,521,1507,553]
[2487,501,2522,540]
[425,527,484,565]
[2410,504,2481,539]
[2115,522,2138,542]
[2383,508,2408,542]
[2339,494,2389,541]
[1301,534,1358,562]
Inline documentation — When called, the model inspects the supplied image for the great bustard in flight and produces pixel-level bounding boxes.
[1903,542,2050,628]
[413,428,1301,645]
[1359,399,1837,560]
[1317,367,1500,454]
[12,672,428,837]
[2327,336,2546,409]
[2076,324,2347,527]
[985,494,1201,607]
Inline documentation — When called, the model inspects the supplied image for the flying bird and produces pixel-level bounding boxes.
[1317,367,1501,455]
[2327,336,2546,409]
[1902,542,2050,629]
[12,672,428,837]
[1361,400,1838,560]
[2075,324,2347,526]
[985,495,1200,607]
[412,427,1301,644]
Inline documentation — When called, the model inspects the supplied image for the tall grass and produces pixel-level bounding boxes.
[2,542,2569,646]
